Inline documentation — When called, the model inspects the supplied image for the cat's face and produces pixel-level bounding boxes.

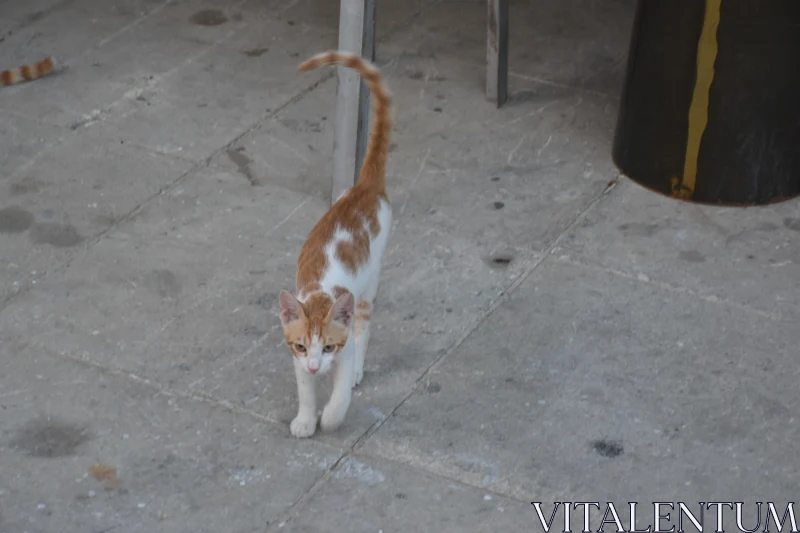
[278,290,354,375]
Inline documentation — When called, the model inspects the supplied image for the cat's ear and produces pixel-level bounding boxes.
[279,289,304,325]
[327,292,355,328]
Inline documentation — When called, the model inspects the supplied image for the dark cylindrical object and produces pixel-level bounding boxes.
[613,0,800,205]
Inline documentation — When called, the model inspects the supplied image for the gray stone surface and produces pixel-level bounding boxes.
[376,54,616,253]
[2,0,799,531]
[360,259,800,503]
[0,114,64,178]
[380,0,631,96]
[0,134,195,302]
[0,341,343,533]
[556,178,800,322]
[281,455,532,532]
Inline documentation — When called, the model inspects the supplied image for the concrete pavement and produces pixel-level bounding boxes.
[2,0,799,531]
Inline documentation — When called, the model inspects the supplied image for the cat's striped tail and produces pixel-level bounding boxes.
[1,57,56,87]
[298,51,392,193]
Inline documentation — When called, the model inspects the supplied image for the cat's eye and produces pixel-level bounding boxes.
[323,344,336,353]
[294,343,307,353]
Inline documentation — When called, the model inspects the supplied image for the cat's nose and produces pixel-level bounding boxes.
[308,366,319,374]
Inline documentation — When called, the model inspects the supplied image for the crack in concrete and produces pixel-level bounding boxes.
[552,254,785,322]
[52,346,285,427]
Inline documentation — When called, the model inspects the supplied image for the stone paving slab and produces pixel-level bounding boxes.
[556,177,800,322]
[379,0,632,95]
[0,134,195,302]
[277,454,532,532]
[0,112,65,179]
[0,17,18,37]
[0,0,164,66]
[0,166,310,377]
[360,258,800,502]
[1,65,135,132]
[0,0,167,125]
[78,0,337,162]
[2,0,82,25]
[0,0,298,130]
[209,76,338,198]
[376,58,617,253]
[0,341,343,533]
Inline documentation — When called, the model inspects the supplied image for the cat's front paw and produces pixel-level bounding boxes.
[290,414,318,438]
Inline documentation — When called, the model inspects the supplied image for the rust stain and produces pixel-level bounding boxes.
[670,176,693,200]
[89,464,123,491]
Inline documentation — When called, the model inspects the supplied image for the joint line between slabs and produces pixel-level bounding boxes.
[350,178,619,450]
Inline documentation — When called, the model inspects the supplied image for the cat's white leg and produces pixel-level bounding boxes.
[353,306,370,387]
[320,335,355,432]
[290,358,318,438]
[353,277,378,387]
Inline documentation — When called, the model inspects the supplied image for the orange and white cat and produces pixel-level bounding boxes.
[278,51,393,438]
[1,57,56,86]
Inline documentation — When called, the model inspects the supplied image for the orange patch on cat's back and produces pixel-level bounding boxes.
[295,187,385,287]
[335,227,370,272]
[296,246,328,293]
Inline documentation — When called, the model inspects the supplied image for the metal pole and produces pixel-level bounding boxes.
[332,0,374,204]
[486,0,509,107]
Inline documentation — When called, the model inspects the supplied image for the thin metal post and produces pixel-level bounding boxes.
[332,0,375,204]
[487,0,509,107]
